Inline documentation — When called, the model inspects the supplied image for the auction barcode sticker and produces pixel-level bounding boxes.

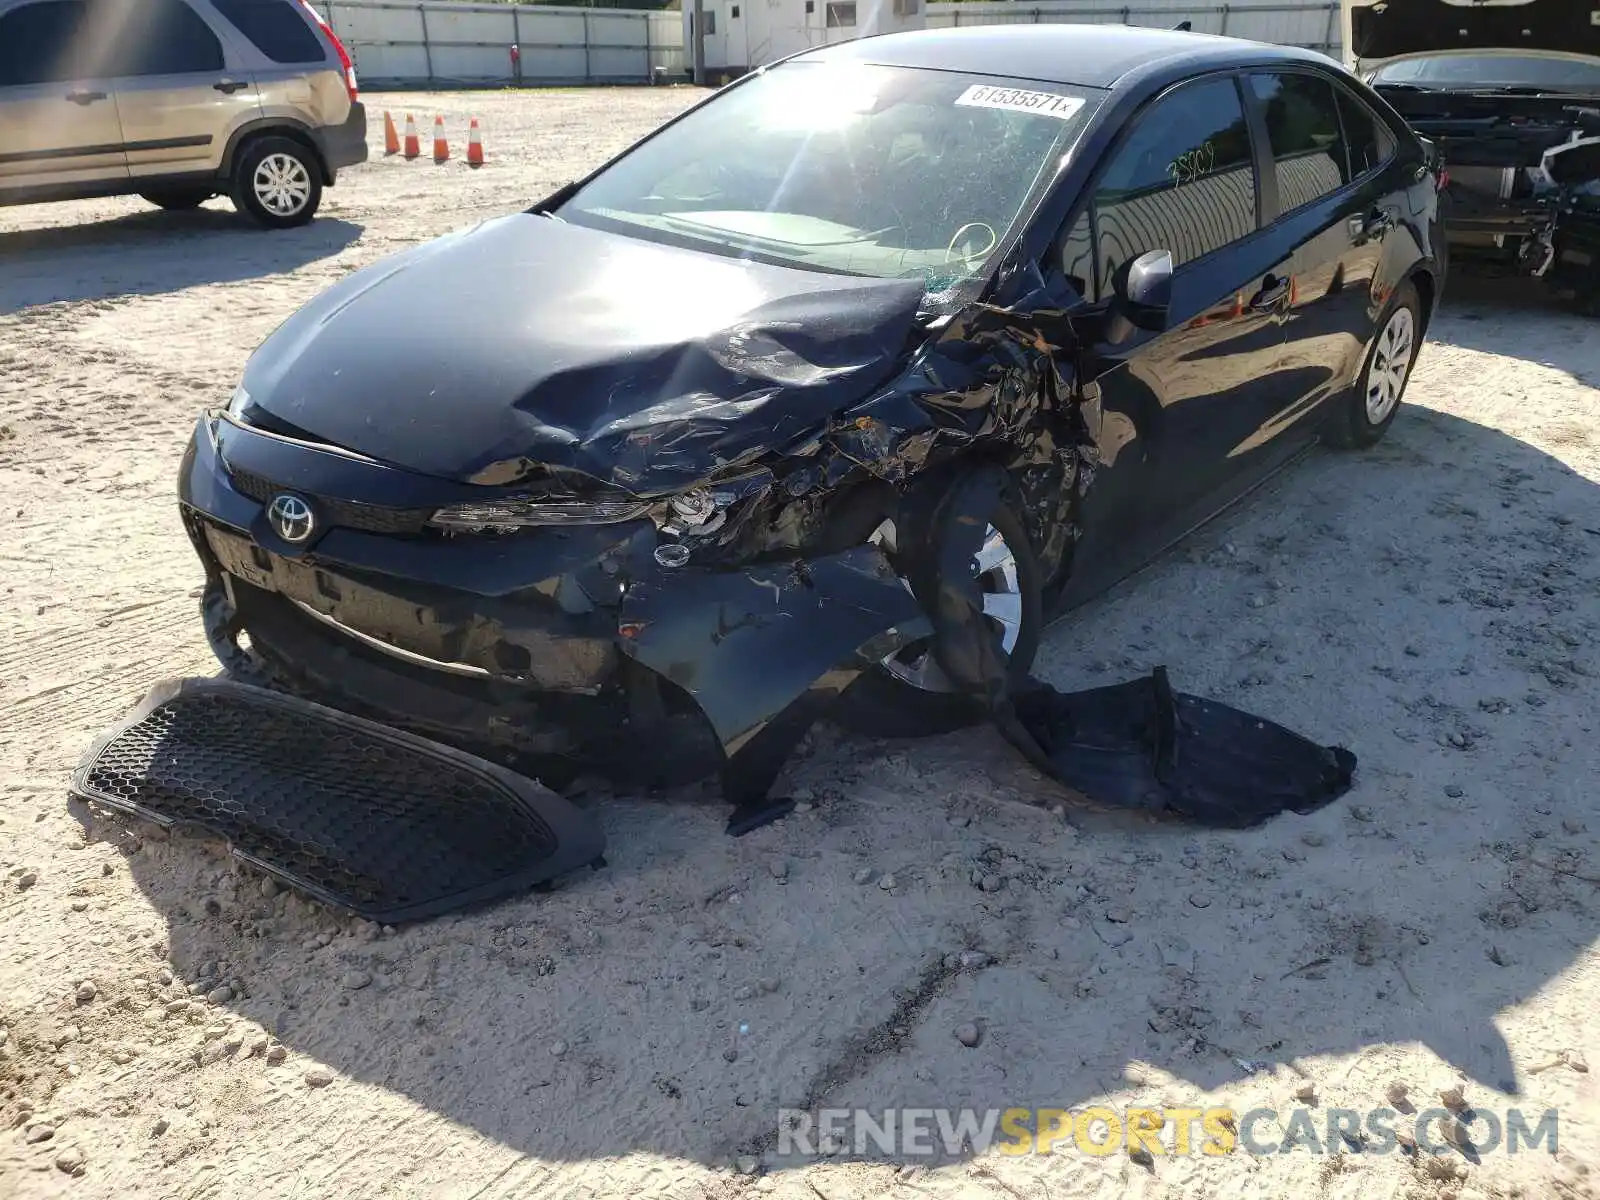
[954,85,1085,121]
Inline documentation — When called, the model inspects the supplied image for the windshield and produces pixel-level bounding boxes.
[1372,53,1600,92]
[554,62,1102,310]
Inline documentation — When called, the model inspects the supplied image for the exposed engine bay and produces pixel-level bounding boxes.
[1349,0,1600,310]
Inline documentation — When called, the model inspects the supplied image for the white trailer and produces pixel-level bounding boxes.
[925,0,1344,59]
[683,0,927,79]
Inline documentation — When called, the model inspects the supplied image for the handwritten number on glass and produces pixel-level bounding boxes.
[1167,140,1216,186]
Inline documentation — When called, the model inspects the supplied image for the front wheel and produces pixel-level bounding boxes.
[230,137,323,229]
[831,500,1044,738]
[1327,279,1422,449]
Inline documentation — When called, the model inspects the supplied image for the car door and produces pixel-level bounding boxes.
[0,0,127,194]
[1060,74,1294,592]
[1332,82,1405,306]
[205,0,349,133]
[101,0,261,181]
[1238,70,1400,454]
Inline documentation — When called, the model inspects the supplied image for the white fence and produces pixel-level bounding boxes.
[321,0,1343,88]
[925,0,1344,59]
[320,0,686,86]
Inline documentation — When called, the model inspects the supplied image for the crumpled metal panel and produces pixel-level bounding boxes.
[237,214,926,497]
[617,543,930,824]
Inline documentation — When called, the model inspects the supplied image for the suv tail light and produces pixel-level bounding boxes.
[297,0,359,102]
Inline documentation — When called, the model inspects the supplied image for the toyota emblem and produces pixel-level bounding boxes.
[267,493,315,544]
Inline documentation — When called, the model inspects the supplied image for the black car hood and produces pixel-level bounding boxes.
[239,213,926,495]
[1351,0,1600,64]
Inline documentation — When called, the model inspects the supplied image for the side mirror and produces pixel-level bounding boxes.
[1104,249,1174,345]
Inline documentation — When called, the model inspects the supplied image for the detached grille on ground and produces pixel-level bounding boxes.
[72,678,605,923]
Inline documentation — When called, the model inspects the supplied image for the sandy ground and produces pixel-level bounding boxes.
[3,87,1600,1200]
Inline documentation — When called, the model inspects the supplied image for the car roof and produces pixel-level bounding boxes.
[798,24,1338,90]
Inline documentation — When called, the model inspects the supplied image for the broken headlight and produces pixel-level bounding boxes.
[428,496,652,532]
[654,469,774,539]
[656,488,729,537]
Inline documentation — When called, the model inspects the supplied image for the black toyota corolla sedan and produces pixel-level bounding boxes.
[178,25,1444,801]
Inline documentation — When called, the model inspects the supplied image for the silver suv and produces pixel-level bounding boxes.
[0,0,367,227]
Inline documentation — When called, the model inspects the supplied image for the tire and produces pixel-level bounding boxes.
[229,136,323,229]
[1327,279,1422,449]
[831,497,1045,739]
[140,187,214,210]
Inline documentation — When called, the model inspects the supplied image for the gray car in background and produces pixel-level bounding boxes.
[0,0,367,227]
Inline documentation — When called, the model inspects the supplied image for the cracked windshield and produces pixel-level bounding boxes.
[557,62,1102,308]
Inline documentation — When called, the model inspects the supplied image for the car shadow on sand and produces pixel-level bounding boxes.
[0,208,363,315]
[98,393,1599,1181]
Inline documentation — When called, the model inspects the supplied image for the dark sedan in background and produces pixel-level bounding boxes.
[1349,0,1600,311]
[177,26,1445,806]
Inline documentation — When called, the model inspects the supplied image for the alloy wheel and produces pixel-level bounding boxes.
[873,521,1024,693]
[253,153,312,218]
[1365,305,1416,425]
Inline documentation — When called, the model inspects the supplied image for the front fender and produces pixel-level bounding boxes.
[617,544,929,821]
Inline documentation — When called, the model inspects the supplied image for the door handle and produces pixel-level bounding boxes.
[213,79,250,94]
[1250,274,1290,311]
[65,90,108,105]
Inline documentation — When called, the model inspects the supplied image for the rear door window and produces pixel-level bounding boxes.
[105,0,226,75]
[1247,72,1350,212]
[1333,84,1396,177]
[1091,76,1258,295]
[209,0,325,63]
[0,0,93,86]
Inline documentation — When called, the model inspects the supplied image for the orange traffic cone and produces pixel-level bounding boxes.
[466,118,484,168]
[432,116,449,163]
[383,110,399,155]
[402,113,419,159]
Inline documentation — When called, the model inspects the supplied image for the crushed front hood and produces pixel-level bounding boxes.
[1351,0,1600,65]
[239,214,925,496]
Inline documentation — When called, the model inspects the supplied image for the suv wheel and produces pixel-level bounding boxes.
[140,187,215,210]
[230,137,322,229]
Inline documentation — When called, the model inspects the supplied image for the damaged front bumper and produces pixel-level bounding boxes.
[1441,175,1600,288]
[179,413,930,823]
[1422,108,1600,303]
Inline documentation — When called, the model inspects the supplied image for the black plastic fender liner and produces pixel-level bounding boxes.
[1002,669,1357,829]
[71,678,606,923]
[919,467,1357,829]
